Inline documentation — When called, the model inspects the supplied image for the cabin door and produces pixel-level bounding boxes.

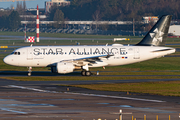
[134,48,140,59]
[27,48,33,60]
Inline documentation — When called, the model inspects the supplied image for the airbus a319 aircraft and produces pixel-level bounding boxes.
[3,15,176,76]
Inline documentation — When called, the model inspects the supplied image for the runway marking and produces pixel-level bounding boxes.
[0,115,70,119]
[8,85,59,93]
[0,107,27,114]
[66,92,166,103]
[7,85,165,103]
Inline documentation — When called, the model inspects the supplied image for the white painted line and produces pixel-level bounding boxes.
[8,85,165,103]
[0,107,27,114]
[65,92,165,103]
[8,85,59,93]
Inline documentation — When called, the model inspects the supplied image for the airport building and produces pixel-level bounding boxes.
[45,0,70,13]
[143,16,159,23]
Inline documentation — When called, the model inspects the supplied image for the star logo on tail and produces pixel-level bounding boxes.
[149,28,164,43]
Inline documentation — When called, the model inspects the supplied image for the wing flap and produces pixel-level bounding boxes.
[72,54,112,66]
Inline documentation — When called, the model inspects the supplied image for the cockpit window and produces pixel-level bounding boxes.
[11,52,20,55]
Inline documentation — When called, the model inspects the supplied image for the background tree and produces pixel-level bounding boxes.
[8,11,21,30]
[16,1,25,15]
[23,0,27,11]
[48,5,58,21]
[92,10,101,30]
[53,9,64,28]
[0,15,8,28]
[54,0,180,21]
[47,0,180,31]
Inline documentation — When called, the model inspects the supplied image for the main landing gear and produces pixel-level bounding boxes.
[28,67,32,76]
[81,64,92,76]
[81,70,92,76]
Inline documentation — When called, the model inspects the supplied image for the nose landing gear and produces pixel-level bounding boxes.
[28,67,32,76]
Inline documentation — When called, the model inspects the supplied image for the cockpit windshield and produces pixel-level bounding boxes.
[11,52,20,55]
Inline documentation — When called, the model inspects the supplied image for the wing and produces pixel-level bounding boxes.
[48,54,112,67]
[71,54,113,66]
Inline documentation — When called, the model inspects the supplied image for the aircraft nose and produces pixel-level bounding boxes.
[3,56,12,65]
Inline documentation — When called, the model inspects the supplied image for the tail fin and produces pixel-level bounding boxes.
[136,15,172,46]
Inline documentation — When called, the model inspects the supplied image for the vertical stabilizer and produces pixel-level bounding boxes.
[136,15,172,46]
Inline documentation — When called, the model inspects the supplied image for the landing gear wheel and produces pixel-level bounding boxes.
[85,71,91,76]
[81,71,91,76]
[28,67,32,76]
[28,72,31,76]
[81,71,86,76]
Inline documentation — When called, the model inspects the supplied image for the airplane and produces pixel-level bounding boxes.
[3,15,176,76]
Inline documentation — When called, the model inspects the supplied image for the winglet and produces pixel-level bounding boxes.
[136,15,172,46]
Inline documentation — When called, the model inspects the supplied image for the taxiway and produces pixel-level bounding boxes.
[0,78,179,120]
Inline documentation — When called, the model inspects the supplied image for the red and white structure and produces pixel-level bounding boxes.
[24,24,27,42]
[36,5,40,42]
[27,36,35,43]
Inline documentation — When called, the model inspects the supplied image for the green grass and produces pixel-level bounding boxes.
[2,75,180,81]
[67,81,180,96]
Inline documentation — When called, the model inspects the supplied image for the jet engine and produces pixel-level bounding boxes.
[56,62,75,74]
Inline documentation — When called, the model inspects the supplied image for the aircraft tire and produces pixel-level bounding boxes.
[81,71,86,76]
[28,73,31,76]
[85,71,91,76]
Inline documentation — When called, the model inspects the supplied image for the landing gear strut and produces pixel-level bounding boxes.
[81,64,92,76]
[28,67,32,76]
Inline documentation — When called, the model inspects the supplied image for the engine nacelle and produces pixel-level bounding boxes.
[56,62,75,74]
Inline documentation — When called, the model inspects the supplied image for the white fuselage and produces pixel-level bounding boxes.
[3,44,176,68]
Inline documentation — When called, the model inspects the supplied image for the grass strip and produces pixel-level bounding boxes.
[67,81,180,96]
[1,75,180,81]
